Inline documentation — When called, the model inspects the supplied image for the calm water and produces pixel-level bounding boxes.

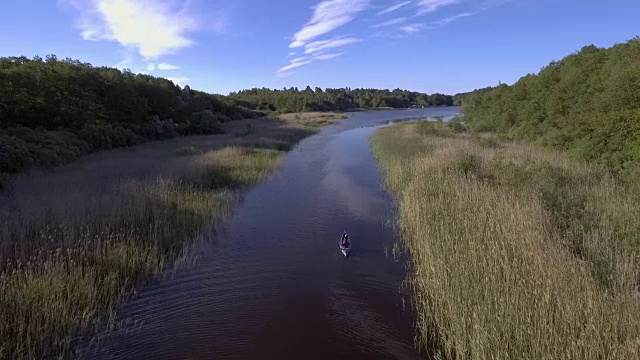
[83,107,461,360]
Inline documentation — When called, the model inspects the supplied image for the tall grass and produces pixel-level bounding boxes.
[370,123,640,359]
[0,113,342,359]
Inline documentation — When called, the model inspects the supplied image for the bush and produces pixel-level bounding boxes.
[148,117,178,140]
[78,125,114,150]
[0,115,231,175]
[175,122,190,136]
[0,128,94,173]
[111,126,143,146]
[58,131,91,154]
[0,133,34,173]
[188,110,225,135]
[447,116,468,133]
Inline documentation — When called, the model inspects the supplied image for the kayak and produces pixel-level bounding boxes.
[339,238,351,257]
[339,242,350,257]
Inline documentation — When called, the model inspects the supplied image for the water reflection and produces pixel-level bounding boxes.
[83,107,461,360]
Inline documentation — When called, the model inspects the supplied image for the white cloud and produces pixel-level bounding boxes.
[400,24,423,33]
[64,0,218,60]
[372,17,407,28]
[147,63,156,72]
[416,0,459,15]
[276,51,344,76]
[277,59,314,74]
[421,1,510,30]
[429,11,478,27]
[289,0,370,48]
[314,52,344,60]
[304,37,361,54]
[395,0,509,35]
[291,56,310,63]
[377,1,411,16]
[157,62,179,70]
[167,76,190,85]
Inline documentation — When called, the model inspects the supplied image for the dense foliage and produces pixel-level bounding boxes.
[229,87,454,112]
[460,37,640,176]
[0,55,257,178]
[0,55,457,181]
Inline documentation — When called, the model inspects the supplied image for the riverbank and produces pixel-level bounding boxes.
[370,122,640,359]
[0,112,345,359]
[275,112,348,129]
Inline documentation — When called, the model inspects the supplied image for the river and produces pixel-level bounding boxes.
[83,107,461,359]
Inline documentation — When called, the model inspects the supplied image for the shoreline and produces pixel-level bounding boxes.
[0,112,345,359]
[370,122,640,359]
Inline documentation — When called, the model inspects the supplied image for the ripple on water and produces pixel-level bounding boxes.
[84,108,460,359]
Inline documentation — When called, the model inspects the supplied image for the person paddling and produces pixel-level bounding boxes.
[341,233,350,248]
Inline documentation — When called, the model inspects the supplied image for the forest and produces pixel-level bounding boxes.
[459,37,640,178]
[0,55,259,178]
[0,55,455,181]
[229,87,455,112]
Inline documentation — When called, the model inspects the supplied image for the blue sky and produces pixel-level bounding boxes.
[1,0,638,95]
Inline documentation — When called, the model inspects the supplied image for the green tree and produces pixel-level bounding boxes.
[0,55,257,177]
[460,37,640,176]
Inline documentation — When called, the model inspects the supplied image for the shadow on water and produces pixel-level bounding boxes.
[81,107,461,360]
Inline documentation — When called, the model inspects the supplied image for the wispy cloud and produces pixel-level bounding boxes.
[289,0,370,48]
[399,0,509,35]
[314,52,344,60]
[400,24,423,33]
[280,0,369,75]
[277,59,314,74]
[428,11,478,27]
[416,0,459,15]
[157,62,179,70]
[422,0,510,30]
[291,56,311,64]
[146,63,156,72]
[377,1,411,16]
[64,0,227,60]
[167,76,190,85]
[304,37,361,54]
[276,51,345,76]
[372,17,407,28]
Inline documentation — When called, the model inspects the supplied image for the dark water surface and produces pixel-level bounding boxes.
[84,108,461,360]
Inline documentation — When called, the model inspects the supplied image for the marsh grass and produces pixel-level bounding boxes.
[277,112,347,128]
[370,123,640,359]
[0,114,339,359]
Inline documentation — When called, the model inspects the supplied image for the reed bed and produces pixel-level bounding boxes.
[370,122,640,360]
[0,113,342,359]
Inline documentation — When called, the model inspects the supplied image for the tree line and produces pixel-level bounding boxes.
[0,55,458,182]
[228,87,455,113]
[0,55,258,179]
[459,37,640,177]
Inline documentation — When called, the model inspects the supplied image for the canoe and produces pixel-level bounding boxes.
[339,240,351,257]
